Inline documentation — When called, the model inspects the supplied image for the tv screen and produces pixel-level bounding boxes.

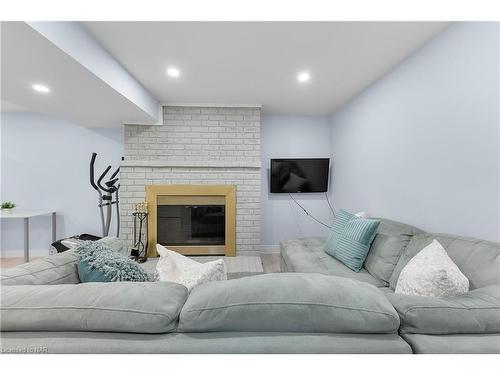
[270,158,330,193]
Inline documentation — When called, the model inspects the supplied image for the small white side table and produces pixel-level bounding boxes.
[0,209,56,262]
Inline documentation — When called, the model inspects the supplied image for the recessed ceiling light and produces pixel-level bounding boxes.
[297,72,310,83]
[167,67,180,78]
[32,84,50,93]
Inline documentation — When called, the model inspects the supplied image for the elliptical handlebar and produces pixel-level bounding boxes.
[90,152,121,237]
[105,178,119,188]
[97,165,113,193]
[110,167,120,180]
[91,153,120,193]
[90,152,99,191]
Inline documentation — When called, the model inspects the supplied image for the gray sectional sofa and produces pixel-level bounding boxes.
[281,219,500,353]
[1,251,410,354]
[1,218,499,354]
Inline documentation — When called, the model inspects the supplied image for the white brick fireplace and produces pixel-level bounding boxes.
[119,105,261,255]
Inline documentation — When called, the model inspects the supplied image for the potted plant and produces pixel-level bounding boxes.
[1,201,16,212]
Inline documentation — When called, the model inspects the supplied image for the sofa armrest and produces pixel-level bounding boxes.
[0,250,79,285]
[1,282,188,333]
[386,285,500,334]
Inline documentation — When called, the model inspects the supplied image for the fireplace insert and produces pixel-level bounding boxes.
[157,205,225,246]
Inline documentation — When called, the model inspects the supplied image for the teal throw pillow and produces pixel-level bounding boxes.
[324,210,380,272]
[77,258,114,282]
[324,209,354,256]
[76,241,148,283]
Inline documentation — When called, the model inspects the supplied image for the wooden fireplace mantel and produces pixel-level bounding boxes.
[145,184,236,257]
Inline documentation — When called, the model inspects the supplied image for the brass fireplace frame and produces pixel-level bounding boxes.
[145,184,236,257]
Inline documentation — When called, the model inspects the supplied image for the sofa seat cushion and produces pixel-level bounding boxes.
[0,331,412,354]
[401,333,500,354]
[1,282,188,333]
[0,250,79,286]
[387,285,500,335]
[178,273,400,334]
[364,219,423,286]
[280,237,385,287]
[389,233,500,290]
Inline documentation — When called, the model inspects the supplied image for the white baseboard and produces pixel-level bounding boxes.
[237,246,280,257]
[259,245,280,253]
[235,251,261,257]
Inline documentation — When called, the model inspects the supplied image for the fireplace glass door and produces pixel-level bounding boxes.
[156,195,226,246]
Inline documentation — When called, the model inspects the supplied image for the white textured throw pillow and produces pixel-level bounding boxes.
[395,239,469,297]
[155,244,227,291]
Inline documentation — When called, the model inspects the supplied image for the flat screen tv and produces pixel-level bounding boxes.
[270,158,330,193]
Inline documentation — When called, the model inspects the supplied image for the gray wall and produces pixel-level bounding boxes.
[261,115,333,246]
[1,112,123,255]
[330,22,500,242]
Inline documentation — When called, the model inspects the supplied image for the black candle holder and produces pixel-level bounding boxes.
[130,211,148,263]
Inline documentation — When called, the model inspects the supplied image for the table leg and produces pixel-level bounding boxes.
[24,217,30,263]
[52,212,56,243]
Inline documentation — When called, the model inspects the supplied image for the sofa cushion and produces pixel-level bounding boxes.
[0,250,79,286]
[324,209,353,254]
[156,244,227,291]
[333,219,381,272]
[386,285,500,335]
[364,219,423,286]
[401,333,500,354]
[280,237,385,287]
[96,236,127,256]
[61,236,125,255]
[389,233,500,290]
[1,282,188,333]
[324,210,380,272]
[178,273,400,334]
[76,241,148,282]
[0,331,413,354]
[395,239,469,297]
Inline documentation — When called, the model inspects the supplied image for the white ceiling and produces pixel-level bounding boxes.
[1,22,156,127]
[84,21,450,115]
[1,22,451,126]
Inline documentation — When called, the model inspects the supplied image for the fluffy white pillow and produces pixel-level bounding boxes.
[61,237,126,256]
[395,239,469,297]
[155,244,227,291]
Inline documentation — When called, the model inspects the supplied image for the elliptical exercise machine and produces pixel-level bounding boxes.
[50,153,121,253]
[90,152,120,237]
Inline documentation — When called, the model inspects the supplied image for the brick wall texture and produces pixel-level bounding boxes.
[120,105,261,254]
